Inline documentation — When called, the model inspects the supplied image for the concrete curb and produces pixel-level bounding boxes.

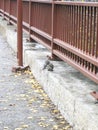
[0,16,98,130]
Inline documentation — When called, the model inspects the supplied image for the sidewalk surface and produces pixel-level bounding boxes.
[0,35,71,130]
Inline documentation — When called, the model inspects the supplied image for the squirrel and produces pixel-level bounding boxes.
[43,60,54,71]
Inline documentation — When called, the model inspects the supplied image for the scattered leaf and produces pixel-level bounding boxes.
[62,125,71,130]
[38,122,49,128]
[4,127,9,130]
[21,125,29,128]
[27,116,33,119]
[40,117,46,121]
[30,108,38,113]
[53,125,59,130]
[49,118,54,122]
[15,128,22,130]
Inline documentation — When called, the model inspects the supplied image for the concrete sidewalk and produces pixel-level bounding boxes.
[0,35,71,130]
[0,16,98,130]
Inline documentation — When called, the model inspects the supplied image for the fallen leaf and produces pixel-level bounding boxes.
[4,127,9,130]
[62,125,71,130]
[38,122,49,128]
[49,118,54,122]
[27,116,33,119]
[53,125,59,129]
[21,125,29,128]
[30,108,38,113]
[60,121,66,124]
[15,128,22,130]
[40,117,46,121]
[14,75,18,78]
[52,109,59,114]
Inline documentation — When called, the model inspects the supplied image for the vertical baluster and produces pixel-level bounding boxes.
[29,0,32,41]
[70,5,72,45]
[73,6,75,46]
[89,7,93,56]
[74,6,77,48]
[77,6,79,49]
[83,6,86,52]
[86,7,89,54]
[95,7,98,58]
[92,7,96,56]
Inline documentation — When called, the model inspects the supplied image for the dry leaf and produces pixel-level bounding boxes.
[14,75,18,78]
[60,121,66,124]
[15,128,22,130]
[40,117,46,121]
[53,125,59,129]
[63,125,71,130]
[20,94,25,97]
[27,116,33,119]
[30,108,38,113]
[57,116,64,119]
[52,109,59,114]
[4,127,9,130]
[38,122,49,128]
[29,97,36,102]
[49,118,54,122]
[21,125,29,128]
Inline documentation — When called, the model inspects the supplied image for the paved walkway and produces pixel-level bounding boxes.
[0,35,71,130]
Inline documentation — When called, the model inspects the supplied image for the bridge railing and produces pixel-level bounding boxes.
[0,0,98,83]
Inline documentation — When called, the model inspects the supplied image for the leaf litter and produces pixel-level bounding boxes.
[2,65,72,130]
[21,69,72,130]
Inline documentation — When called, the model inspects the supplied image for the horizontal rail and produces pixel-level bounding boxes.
[53,49,98,83]
[0,0,98,83]
[54,39,98,66]
[55,1,98,7]
[30,34,51,50]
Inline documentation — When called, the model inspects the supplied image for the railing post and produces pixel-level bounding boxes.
[17,0,23,66]
[8,0,11,24]
[29,0,32,41]
[3,0,5,19]
[96,8,98,59]
[51,0,55,59]
[28,0,35,42]
[51,0,57,60]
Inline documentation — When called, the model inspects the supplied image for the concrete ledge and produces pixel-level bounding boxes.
[0,16,98,130]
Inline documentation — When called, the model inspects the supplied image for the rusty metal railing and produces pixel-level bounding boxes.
[0,0,98,83]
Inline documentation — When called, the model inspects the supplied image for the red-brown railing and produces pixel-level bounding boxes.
[0,0,98,83]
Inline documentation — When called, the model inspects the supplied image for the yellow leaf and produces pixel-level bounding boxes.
[20,94,25,97]
[49,118,54,122]
[4,127,9,130]
[60,121,66,124]
[34,90,40,93]
[57,116,63,119]
[38,122,49,128]
[14,75,18,77]
[40,117,46,121]
[15,128,22,130]
[21,125,29,128]
[24,80,30,83]
[30,108,38,113]
[27,116,33,119]
[63,125,71,130]
[52,109,59,114]
[53,125,58,129]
